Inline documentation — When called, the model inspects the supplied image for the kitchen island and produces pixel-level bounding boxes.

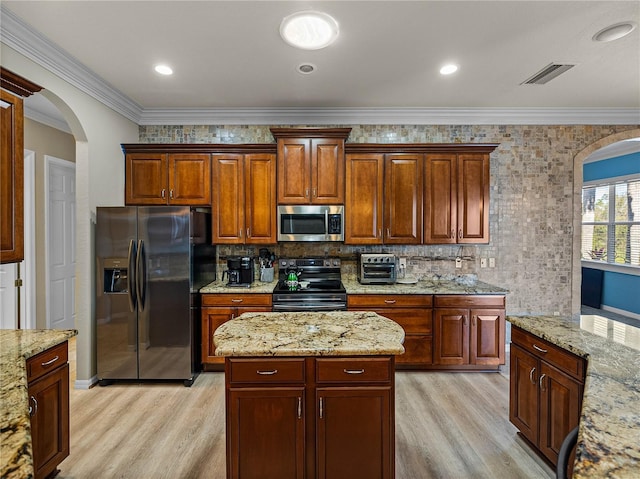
[0,329,77,479]
[508,315,640,479]
[214,311,404,479]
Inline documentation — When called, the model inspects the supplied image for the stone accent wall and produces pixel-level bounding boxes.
[139,124,638,315]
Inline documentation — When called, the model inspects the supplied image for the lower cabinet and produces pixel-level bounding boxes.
[225,356,395,479]
[433,295,505,369]
[347,294,432,368]
[27,341,70,479]
[201,293,272,370]
[509,326,585,470]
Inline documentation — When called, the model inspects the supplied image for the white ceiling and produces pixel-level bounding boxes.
[2,0,639,127]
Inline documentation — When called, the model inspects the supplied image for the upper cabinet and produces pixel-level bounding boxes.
[212,153,276,244]
[271,128,351,205]
[1,68,42,264]
[424,153,490,244]
[125,152,211,205]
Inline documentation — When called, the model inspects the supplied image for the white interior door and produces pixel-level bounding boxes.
[46,155,76,330]
[0,264,18,329]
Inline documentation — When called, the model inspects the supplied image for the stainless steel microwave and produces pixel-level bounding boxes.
[277,205,344,242]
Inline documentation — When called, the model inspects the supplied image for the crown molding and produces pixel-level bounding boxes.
[1,6,142,123]
[2,5,639,127]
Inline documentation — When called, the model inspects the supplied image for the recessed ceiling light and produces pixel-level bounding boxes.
[280,11,339,50]
[440,64,458,75]
[593,22,636,42]
[154,64,173,75]
[297,63,317,75]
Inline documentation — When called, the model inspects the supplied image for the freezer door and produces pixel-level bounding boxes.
[96,207,139,380]
[137,207,192,380]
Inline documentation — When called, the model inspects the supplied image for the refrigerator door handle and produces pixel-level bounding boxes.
[136,239,147,311]
[127,239,137,312]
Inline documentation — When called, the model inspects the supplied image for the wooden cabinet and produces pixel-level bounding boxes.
[27,341,70,479]
[271,128,351,205]
[225,356,395,479]
[347,294,432,368]
[212,153,276,244]
[345,153,422,244]
[424,153,490,244]
[509,326,585,469]
[200,294,272,370]
[433,295,505,369]
[125,152,211,205]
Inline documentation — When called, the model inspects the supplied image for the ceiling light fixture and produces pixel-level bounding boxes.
[280,11,339,50]
[154,64,173,75]
[593,22,636,42]
[439,64,458,75]
[297,63,316,75]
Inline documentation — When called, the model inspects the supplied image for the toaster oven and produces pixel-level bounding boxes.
[357,253,397,284]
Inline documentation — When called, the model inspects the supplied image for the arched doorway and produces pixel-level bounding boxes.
[571,128,640,316]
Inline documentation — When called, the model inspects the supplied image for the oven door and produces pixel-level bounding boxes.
[272,293,347,312]
[361,264,396,283]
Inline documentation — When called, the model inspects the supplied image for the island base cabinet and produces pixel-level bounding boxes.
[227,388,305,479]
[317,388,393,479]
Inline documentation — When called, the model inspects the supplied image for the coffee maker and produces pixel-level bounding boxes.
[223,256,254,287]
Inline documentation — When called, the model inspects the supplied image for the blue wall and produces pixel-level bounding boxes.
[583,149,640,315]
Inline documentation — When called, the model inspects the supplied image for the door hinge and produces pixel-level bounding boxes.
[15,279,23,287]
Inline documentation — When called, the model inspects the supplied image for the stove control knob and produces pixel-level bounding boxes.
[333,259,339,266]
[280,260,288,268]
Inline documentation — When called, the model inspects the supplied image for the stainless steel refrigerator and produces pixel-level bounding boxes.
[95,206,215,386]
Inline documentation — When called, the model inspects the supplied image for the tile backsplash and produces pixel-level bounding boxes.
[139,123,638,315]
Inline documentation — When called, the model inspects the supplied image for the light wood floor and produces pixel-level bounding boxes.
[59,339,553,478]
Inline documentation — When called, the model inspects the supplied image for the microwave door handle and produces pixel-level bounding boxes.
[325,209,329,240]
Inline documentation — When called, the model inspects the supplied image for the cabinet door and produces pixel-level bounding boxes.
[345,154,384,244]
[509,344,539,446]
[457,154,490,243]
[433,308,469,365]
[125,153,168,205]
[384,154,423,244]
[316,387,393,479]
[168,153,211,205]
[245,154,276,243]
[201,307,234,365]
[470,309,505,366]
[1,89,24,263]
[227,387,305,479]
[277,138,310,204]
[312,138,344,204]
[424,154,456,244]
[538,362,583,466]
[212,154,244,243]
[29,364,70,479]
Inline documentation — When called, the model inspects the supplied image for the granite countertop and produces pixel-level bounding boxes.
[214,311,405,357]
[507,316,640,479]
[200,279,277,294]
[0,329,77,479]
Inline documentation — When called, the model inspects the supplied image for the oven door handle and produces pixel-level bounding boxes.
[272,304,347,312]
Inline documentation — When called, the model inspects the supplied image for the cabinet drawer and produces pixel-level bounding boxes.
[228,358,305,384]
[316,357,392,383]
[348,294,432,308]
[202,293,272,307]
[27,342,68,382]
[372,309,432,334]
[434,295,505,308]
[511,327,585,381]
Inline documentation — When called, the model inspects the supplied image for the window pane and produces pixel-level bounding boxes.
[616,180,640,222]
[582,185,609,222]
[581,225,608,260]
[614,224,640,266]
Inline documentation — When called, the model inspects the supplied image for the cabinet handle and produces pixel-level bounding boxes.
[378,230,382,239]
[387,228,390,238]
[529,367,536,385]
[463,315,467,326]
[533,344,548,354]
[297,397,302,419]
[539,373,547,391]
[231,298,244,303]
[313,188,317,197]
[451,229,455,239]
[343,369,365,375]
[161,188,166,199]
[305,188,309,198]
[41,355,60,367]
[29,396,38,416]
[472,315,476,326]
[319,397,324,418]
[169,189,174,199]
[384,299,396,304]
[231,313,235,320]
[459,229,463,239]
[246,228,250,238]
[256,369,278,375]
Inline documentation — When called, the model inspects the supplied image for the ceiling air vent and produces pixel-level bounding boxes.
[521,63,575,85]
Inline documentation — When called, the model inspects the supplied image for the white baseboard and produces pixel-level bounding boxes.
[601,305,640,321]
[75,375,99,390]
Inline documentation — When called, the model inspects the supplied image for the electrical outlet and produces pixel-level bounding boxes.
[489,257,496,268]
[398,257,407,268]
[455,257,462,268]
[480,258,487,268]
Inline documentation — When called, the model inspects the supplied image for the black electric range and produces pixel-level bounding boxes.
[272,258,347,312]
